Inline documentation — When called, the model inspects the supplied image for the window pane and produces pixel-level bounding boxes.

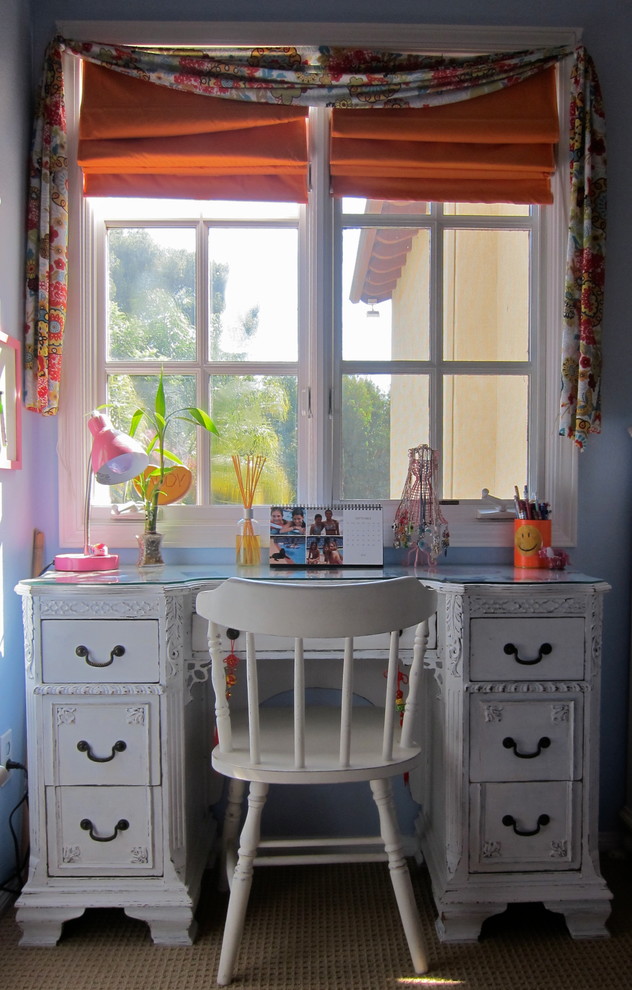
[107,227,196,362]
[106,373,199,504]
[443,229,530,362]
[442,375,528,500]
[443,202,531,217]
[208,227,298,362]
[343,228,430,360]
[341,374,429,501]
[209,375,297,505]
[342,197,430,216]
[92,197,298,221]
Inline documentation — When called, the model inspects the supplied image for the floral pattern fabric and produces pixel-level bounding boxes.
[25,38,606,450]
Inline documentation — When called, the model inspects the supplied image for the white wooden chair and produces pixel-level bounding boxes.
[196,576,437,986]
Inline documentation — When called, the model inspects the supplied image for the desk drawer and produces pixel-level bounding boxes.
[469,617,584,681]
[469,695,582,782]
[41,620,159,683]
[46,786,161,875]
[470,781,581,872]
[45,698,160,786]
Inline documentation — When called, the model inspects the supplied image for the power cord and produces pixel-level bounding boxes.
[0,761,29,897]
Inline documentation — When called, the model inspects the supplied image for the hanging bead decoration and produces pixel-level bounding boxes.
[223,630,240,699]
[392,443,449,567]
[384,666,409,726]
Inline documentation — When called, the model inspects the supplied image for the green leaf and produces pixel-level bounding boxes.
[162,448,184,466]
[155,370,166,419]
[153,412,167,433]
[180,407,219,434]
[129,408,144,437]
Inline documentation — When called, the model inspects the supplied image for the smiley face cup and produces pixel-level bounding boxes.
[513,519,552,568]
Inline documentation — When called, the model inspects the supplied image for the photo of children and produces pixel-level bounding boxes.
[269,535,306,565]
[268,506,359,567]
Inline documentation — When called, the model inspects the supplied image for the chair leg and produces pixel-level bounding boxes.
[217,780,269,987]
[370,777,429,975]
[219,778,246,892]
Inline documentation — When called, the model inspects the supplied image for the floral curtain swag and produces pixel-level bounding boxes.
[25,38,606,449]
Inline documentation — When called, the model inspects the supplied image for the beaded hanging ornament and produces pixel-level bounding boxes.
[392,443,449,567]
[213,631,241,748]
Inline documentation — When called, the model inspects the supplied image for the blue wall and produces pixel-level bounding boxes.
[0,0,35,896]
[1,0,630,890]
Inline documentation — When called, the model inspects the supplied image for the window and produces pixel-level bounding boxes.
[98,201,301,509]
[337,200,535,504]
[59,22,579,551]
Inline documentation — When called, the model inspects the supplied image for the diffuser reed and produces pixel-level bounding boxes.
[232,454,266,565]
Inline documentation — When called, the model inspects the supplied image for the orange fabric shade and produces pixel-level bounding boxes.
[78,63,309,201]
[331,67,559,203]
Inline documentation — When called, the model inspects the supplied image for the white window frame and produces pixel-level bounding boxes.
[58,21,580,551]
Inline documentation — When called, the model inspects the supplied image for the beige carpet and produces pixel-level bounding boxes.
[0,854,630,990]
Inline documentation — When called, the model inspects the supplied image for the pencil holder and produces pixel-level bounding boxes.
[513,519,552,568]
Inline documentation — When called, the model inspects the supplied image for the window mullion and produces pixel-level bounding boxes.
[197,219,211,507]
[306,107,334,503]
[429,209,443,471]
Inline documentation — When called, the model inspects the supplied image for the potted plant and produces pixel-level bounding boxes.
[125,371,219,563]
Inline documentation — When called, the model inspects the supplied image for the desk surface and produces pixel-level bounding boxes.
[18,562,605,589]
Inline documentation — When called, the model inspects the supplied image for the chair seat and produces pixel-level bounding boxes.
[212,706,421,784]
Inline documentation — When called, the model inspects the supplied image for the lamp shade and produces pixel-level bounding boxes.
[88,412,149,485]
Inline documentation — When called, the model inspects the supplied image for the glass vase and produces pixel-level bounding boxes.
[236,508,260,566]
[136,531,164,567]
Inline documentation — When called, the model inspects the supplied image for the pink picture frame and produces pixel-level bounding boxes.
[0,330,22,470]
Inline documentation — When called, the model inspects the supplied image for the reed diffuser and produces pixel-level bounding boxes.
[232,454,266,565]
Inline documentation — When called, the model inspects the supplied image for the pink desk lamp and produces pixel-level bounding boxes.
[54,412,149,571]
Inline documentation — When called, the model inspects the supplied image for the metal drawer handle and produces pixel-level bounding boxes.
[75,644,126,668]
[503,642,552,665]
[502,736,551,759]
[502,813,550,837]
[77,739,127,763]
[80,818,129,842]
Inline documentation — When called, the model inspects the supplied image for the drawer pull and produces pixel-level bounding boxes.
[502,813,550,837]
[80,818,130,842]
[503,642,552,665]
[76,739,127,763]
[75,644,126,668]
[502,736,551,759]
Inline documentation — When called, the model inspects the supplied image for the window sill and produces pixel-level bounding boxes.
[72,499,574,552]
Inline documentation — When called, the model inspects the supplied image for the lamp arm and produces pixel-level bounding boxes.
[83,457,93,556]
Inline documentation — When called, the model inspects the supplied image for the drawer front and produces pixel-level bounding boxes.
[41,620,159,683]
[470,781,581,872]
[469,695,582,782]
[469,617,584,681]
[46,786,161,875]
[46,699,160,786]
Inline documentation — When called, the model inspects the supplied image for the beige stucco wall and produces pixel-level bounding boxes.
[390,214,530,499]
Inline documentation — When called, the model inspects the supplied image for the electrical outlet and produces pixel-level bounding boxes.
[0,728,12,767]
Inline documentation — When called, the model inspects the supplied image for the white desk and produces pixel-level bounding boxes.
[15,564,612,945]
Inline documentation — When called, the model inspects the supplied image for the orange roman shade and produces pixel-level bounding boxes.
[330,67,559,203]
[78,62,309,201]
